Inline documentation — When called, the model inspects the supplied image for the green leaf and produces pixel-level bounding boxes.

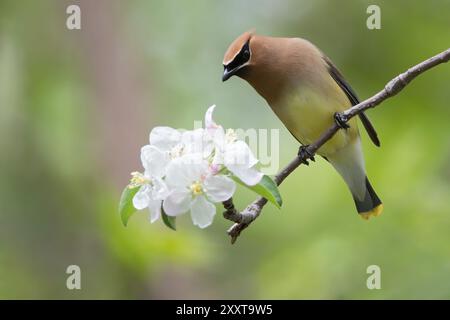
[119,186,139,226]
[233,175,282,209]
[161,208,176,231]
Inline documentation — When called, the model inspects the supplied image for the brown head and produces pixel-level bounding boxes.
[222,32,331,105]
[222,31,254,81]
[222,30,289,103]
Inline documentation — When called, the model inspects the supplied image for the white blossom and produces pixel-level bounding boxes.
[205,105,263,186]
[162,153,236,228]
[150,126,213,160]
[131,145,170,223]
[128,105,264,229]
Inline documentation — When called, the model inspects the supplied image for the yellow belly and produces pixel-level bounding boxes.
[272,86,359,157]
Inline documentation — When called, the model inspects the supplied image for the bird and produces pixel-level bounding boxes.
[222,31,382,219]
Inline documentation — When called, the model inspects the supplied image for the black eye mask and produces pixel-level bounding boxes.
[225,40,251,71]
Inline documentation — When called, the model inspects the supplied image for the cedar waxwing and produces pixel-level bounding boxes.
[222,31,382,219]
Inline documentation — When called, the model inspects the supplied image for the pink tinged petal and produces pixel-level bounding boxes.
[204,175,236,202]
[181,154,209,180]
[208,163,221,175]
[205,105,219,133]
[163,189,191,216]
[148,199,162,223]
[149,126,182,151]
[227,165,264,186]
[224,140,258,168]
[141,145,169,177]
[190,195,216,229]
[132,185,151,210]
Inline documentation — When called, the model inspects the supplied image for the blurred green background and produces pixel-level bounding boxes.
[0,0,449,299]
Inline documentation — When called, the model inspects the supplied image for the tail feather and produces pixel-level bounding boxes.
[353,177,383,220]
[328,140,382,219]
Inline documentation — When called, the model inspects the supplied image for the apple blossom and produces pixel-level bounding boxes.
[150,126,213,160]
[205,105,263,186]
[130,145,169,223]
[121,105,272,230]
[163,153,236,228]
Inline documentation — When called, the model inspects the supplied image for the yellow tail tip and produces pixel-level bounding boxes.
[360,204,383,220]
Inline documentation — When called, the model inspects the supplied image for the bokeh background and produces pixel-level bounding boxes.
[0,0,449,299]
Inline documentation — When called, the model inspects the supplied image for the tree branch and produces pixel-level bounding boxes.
[223,48,450,244]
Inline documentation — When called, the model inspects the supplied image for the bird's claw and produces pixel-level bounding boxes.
[298,145,315,165]
[334,112,350,129]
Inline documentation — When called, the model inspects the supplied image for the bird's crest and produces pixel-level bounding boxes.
[223,30,255,66]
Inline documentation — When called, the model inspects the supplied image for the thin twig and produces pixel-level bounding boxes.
[223,48,450,244]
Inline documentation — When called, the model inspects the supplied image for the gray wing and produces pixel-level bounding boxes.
[323,55,381,147]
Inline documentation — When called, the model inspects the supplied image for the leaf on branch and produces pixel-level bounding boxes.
[161,208,176,230]
[233,175,282,209]
[119,186,139,226]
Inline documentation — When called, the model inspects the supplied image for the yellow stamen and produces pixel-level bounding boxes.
[170,144,184,159]
[128,171,150,188]
[225,129,238,144]
[190,182,203,196]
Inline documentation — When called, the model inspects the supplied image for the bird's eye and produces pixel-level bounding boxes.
[242,49,250,61]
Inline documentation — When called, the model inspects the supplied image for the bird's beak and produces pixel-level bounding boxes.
[222,65,236,82]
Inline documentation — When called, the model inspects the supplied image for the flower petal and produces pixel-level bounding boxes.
[204,175,236,202]
[190,195,216,228]
[141,145,169,177]
[212,126,226,151]
[205,105,219,133]
[165,153,208,187]
[224,140,258,168]
[132,185,150,210]
[163,189,191,216]
[148,199,162,223]
[227,164,264,186]
[151,178,170,200]
[212,146,225,166]
[182,128,212,157]
[149,126,182,151]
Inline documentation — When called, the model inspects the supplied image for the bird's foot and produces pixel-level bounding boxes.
[334,112,350,129]
[297,145,315,165]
